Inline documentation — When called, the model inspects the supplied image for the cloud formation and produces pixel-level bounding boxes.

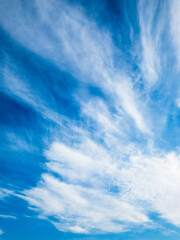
[1,0,180,237]
[23,141,150,233]
[23,139,180,233]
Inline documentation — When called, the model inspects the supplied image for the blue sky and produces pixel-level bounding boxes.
[1,0,180,239]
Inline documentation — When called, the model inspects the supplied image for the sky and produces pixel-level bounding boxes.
[1,0,180,239]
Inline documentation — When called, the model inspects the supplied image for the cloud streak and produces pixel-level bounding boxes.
[0,0,150,134]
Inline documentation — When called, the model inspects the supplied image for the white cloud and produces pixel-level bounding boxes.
[24,173,149,233]
[22,140,150,233]
[138,0,161,86]
[113,78,150,134]
[0,189,14,200]
[170,0,180,70]
[119,151,180,226]
[0,229,4,235]
[45,140,126,189]
[2,0,180,235]
[5,131,37,153]
[1,66,64,127]
[81,99,118,134]
[0,215,17,219]
[0,0,150,134]
[23,140,180,233]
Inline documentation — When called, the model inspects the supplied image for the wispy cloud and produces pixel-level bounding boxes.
[23,141,180,233]
[170,0,180,70]
[1,0,180,237]
[138,0,161,86]
[0,0,150,135]
[0,189,14,200]
[0,214,17,219]
[24,168,149,233]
